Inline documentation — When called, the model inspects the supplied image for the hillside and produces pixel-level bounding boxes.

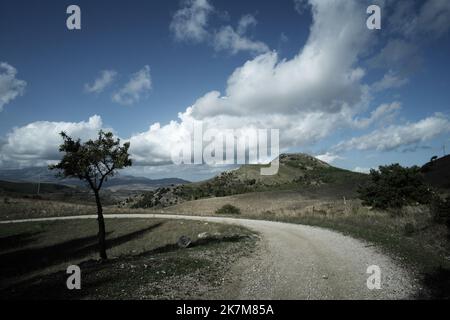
[422,155,450,190]
[133,153,368,208]
[0,167,189,191]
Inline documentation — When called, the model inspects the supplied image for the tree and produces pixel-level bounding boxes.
[50,130,132,260]
[358,163,432,210]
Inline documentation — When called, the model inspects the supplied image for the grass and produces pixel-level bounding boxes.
[0,218,257,300]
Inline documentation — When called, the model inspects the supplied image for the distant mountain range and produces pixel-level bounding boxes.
[0,167,189,191]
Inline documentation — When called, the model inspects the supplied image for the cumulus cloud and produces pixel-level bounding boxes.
[0,62,27,111]
[123,0,374,166]
[372,71,409,92]
[112,66,152,105]
[192,0,371,119]
[213,15,270,55]
[352,102,402,129]
[170,0,213,43]
[84,70,117,93]
[0,115,107,168]
[334,114,450,152]
[353,167,372,174]
[316,153,343,164]
[170,1,269,55]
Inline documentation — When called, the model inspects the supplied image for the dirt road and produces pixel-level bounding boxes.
[1,214,417,299]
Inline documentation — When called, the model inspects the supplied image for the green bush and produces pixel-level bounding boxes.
[357,164,432,210]
[215,204,241,215]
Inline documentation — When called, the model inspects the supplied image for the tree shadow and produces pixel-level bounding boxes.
[0,231,248,300]
[0,232,41,252]
[1,259,117,300]
[0,222,165,282]
[139,234,249,257]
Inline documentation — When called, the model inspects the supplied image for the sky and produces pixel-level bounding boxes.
[0,0,449,181]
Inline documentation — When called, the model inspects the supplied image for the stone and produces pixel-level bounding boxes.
[177,235,192,248]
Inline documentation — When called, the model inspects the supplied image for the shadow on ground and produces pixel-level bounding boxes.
[0,232,42,252]
[0,233,250,300]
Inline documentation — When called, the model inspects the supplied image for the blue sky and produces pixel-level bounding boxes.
[0,0,449,181]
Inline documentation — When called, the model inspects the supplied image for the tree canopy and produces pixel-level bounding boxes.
[50,130,132,191]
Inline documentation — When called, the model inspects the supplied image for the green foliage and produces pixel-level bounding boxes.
[49,130,132,191]
[132,191,156,209]
[215,204,241,215]
[358,164,432,210]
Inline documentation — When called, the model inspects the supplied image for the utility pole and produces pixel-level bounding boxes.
[444,144,447,157]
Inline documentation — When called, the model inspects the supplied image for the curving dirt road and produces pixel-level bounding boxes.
[0,214,418,300]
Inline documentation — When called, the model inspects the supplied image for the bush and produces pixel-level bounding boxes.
[215,204,241,215]
[430,196,450,225]
[358,164,433,210]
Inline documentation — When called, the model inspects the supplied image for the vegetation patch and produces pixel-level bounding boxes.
[215,204,241,215]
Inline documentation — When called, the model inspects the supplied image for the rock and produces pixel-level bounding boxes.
[177,235,192,248]
[198,232,210,239]
[322,275,329,280]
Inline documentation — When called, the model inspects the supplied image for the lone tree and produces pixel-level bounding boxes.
[50,130,132,260]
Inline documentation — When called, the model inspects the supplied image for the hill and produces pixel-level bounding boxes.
[132,153,367,208]
[422,155,450,190]
[0,167,189,191]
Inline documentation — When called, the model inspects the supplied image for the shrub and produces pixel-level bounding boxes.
[430,196,450,227]
[358,164,433,210]
[215,204,241,215]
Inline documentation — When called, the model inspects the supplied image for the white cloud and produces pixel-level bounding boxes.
[170,1,269,55]
[192,0,371,119]
[353,167,371,174]
[112,66,152,106]
[0,62,27,111]
[352,102,402,129]
[123,0,374,166]
[213,25,269,55]
[84,70,117,93]
[237,14,258,35]
[334,114,450,152]
[0,115,107,168]
[316,153,342,164]
[372,71,409,92]
[170,0,213,43]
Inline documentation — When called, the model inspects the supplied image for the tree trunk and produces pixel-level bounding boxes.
[94,189,107,260]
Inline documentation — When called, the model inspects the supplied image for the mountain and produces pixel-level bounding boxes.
[0,167,189,191]
[422,155,450,190]
[132,153,368,208]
